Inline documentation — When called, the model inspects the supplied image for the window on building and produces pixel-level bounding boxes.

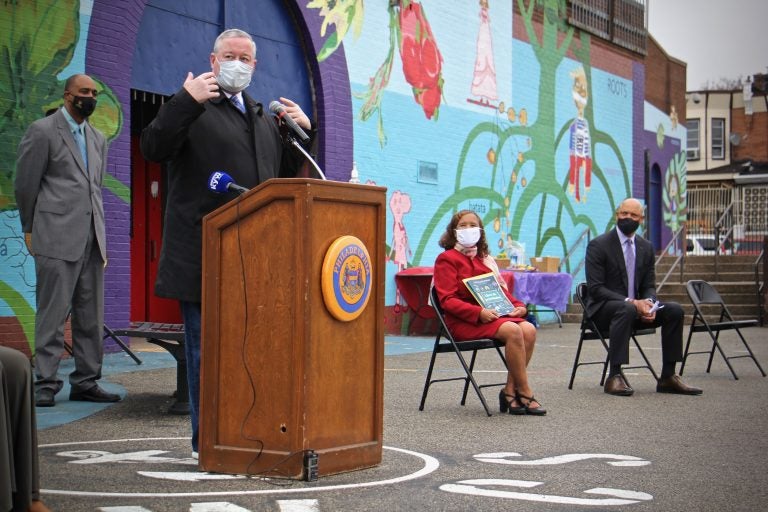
[568,0,647,55]
[417,160,438,184]
[711,118,725,160]
[686,119,700,160]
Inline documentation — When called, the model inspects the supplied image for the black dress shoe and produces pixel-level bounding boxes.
[656,375,702,395]
[35,388,55,407]
[69,386,121,403]
[604,374,634,396]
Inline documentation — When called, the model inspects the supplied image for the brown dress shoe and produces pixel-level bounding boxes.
[28,499,52,512]
[604,374,634,396]
[656,375,702,395]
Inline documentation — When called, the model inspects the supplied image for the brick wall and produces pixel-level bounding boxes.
[645,35,687,124]
[732,105,768,162]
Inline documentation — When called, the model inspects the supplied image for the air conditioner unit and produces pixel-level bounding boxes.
[687,148,700,160]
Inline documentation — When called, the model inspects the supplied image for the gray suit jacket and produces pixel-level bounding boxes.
[15,108,107,262]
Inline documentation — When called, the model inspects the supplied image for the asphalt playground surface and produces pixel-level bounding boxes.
[36,322,768,511]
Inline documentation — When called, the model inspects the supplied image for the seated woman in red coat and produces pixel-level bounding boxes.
[433,209,545,415]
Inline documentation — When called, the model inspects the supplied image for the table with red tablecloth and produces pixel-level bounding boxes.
[395,267,573,325]
[394,266,437,319]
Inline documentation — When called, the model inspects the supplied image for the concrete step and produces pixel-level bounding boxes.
[561,299,763,324]
[561,253,765,324]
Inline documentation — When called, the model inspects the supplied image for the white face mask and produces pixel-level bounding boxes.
[216,59,253,93]
[456,227,481,247]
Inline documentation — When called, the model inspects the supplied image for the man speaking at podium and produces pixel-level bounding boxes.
[140,28,314,459]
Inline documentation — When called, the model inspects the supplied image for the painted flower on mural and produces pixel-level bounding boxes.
[663,151,687,237]
[307,0,364,62]
[355,0,444,146]
[398,1,444,119]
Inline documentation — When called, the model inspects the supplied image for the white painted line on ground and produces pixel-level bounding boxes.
[276,499,320,512]
[40,441,439,498]
[474,452,650,466]
[440,479,652,505]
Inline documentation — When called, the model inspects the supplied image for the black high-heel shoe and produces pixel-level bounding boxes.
[499,389,526,415]
[517,393,547,416]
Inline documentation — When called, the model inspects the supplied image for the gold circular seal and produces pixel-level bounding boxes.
[321,236,373,322]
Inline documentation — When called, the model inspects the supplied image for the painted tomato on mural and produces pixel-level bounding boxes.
[398,1,443,119]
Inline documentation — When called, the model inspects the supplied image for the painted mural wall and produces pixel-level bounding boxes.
[0,0,688,352]
[313,0,685,331]
[0,0,128,353]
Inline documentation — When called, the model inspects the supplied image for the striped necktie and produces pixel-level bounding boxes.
[230,94,246,114]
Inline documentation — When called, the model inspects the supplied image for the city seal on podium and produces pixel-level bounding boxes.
[321,235,373,321]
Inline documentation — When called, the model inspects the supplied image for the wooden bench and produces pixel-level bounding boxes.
[111,322,188,415]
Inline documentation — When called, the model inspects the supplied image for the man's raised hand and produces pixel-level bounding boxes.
[183,72,220,103]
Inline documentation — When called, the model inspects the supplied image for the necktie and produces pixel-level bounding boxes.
[74,127,88,170]
[230,94,246,114]
[624,238,635,299]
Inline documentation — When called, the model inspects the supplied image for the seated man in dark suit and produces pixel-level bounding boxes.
[585,198,702,396]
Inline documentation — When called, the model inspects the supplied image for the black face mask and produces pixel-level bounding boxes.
[71,95,97,118]
[617,217,640,236]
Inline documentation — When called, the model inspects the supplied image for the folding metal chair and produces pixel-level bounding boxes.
[418,286,508,416]
[62,314,142,365]
[568,282,658,389]
[681,280,765,380]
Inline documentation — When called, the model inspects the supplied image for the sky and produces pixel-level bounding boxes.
[647,0,768,90]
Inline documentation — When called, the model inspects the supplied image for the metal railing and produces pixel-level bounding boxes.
[559,228,591,276]
[713,201,736,280]
[755,246,765,326]
[558,228,591,305]
[656,225,686,292]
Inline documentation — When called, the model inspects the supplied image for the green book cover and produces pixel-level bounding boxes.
[462,272,515,315]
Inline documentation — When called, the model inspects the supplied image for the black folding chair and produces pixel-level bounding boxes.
[681,280,765,380]
[568,282,658,389]
[419,286,508,416]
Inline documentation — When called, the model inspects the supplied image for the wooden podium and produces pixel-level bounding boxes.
[199,178,386,479]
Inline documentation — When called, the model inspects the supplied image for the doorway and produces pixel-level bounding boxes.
[130,91,181,323]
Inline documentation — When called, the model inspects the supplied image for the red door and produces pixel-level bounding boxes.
[130,135,182,323]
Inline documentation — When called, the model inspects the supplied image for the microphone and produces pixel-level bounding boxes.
[208,171,249,195]
[269,101,310,143]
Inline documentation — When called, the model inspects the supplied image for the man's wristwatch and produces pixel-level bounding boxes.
[624,297,632,302]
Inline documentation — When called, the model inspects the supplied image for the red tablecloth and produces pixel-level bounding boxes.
[395,267,573,319]
[394,266,436,319]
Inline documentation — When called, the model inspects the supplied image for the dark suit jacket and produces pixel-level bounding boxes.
[15,109,107,262]
[584,228,656,318]
[140,88,310,302]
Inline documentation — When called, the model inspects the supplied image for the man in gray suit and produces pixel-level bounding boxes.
[15,74,120,407]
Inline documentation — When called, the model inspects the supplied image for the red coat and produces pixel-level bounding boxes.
[433,248,526,341]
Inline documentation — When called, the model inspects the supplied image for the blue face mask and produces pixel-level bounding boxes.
[216,59,253,93]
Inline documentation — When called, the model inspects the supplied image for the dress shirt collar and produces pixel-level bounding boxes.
[222,91,243,103]
[616,226,634,245]
[61,106,86,134]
